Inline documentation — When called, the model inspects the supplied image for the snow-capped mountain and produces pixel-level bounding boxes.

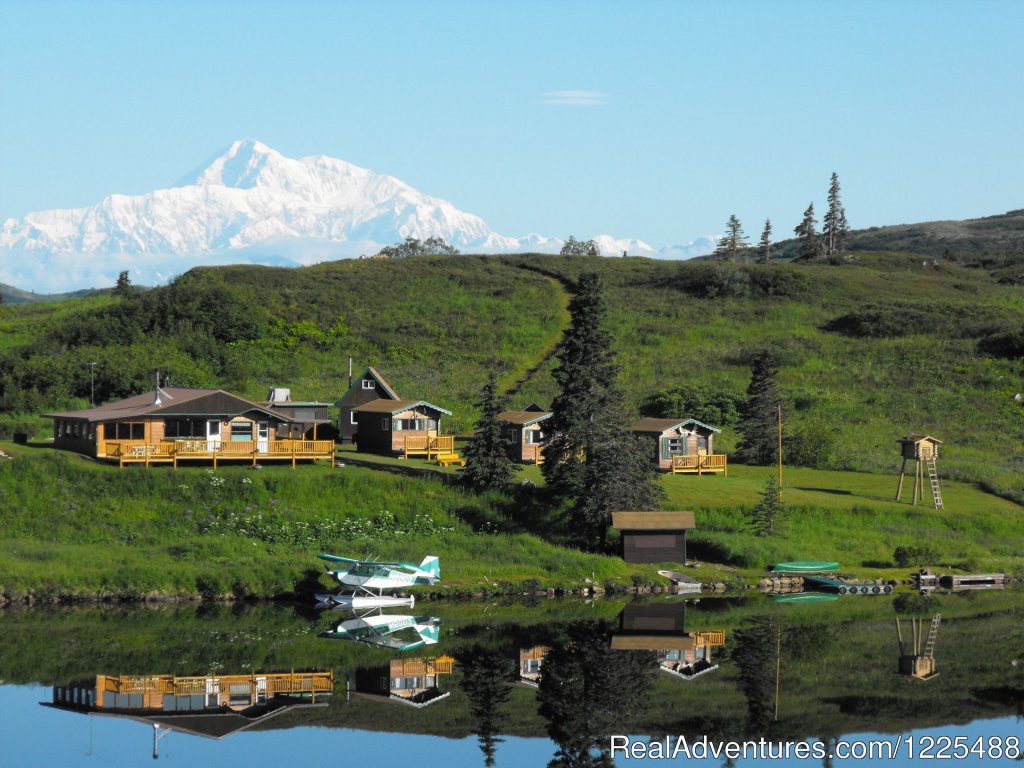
[0,140,716,292]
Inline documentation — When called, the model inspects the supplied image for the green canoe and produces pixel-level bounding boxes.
[771,561,840,573]
[774,592,840,604]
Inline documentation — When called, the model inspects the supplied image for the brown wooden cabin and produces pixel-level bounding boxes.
[898,434,942,460]
[263,388,331,440]
[353,656,455,707]
[47,670,333,743]
[335,366,401,444]
[352,399,453,456]
[610,603,725,680]
[629,417,724,473]
[498,403,552,463]
[45,387,335,467]
[612,510,695,565]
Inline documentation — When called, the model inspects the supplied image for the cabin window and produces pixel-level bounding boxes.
[107,422,145,440]
[165,418,206,438]
[663,437,687,457]
[350,411,358,425]
[293,408,315,421]
[427,418,439,431]
[525,429,546,445]
[509,428,519,444]
[394,418,426,431]
[231,422,253,441]
[362,380,376,389]
[523,659,542,673]
[381,418,391,431]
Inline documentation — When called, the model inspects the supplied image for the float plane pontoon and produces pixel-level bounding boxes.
[314,554,440,609]
[320,611,442,651]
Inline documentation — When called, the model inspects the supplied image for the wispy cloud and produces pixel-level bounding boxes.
[542,90,609,107]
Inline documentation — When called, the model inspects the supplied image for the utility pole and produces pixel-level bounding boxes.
[777,404,783,496]
[88,361,97,406]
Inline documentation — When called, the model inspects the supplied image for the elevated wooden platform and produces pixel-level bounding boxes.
[671,454,727,475]
[105,439,335,468]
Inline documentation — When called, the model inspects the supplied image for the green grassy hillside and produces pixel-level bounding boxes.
[1,252,1022,499]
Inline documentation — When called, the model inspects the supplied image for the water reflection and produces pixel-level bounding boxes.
[610,601,726,680]
[46,669,333,758]
[354,655,456,707]
[319,609,442,651]
[5,589,1022,766]
[537,619,657,768]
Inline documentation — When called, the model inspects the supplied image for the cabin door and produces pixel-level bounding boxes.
[257,421,269,454]
[206,420,222,451]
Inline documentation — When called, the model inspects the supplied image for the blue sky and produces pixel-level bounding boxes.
[1,0,1022,247]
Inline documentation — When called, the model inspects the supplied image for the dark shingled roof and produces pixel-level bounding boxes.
[45,388,292,423]
[497,410,552,427]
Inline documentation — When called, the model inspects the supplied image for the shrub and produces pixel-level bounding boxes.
[893,544,942,567]
[977,326,1024,359]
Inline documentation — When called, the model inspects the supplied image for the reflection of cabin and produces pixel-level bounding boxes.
[896,614,941,681]
[47,670,333,742]
[264,388,331,439]
[498,404,552,463]
[354,656,456,707]
[629,418,726,475]
[610,603,725,680]
[335,367,401,444]
[517,645,551,688]
[353,399,453,457]
[612,511,696,564]
[45,387,335,467]
[896,435,944,508]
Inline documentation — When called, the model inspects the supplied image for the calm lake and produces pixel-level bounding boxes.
[1,589,1021,767]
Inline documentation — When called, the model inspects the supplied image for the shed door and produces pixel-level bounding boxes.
[257,421,269,453]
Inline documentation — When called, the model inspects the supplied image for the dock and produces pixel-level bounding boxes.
[915,569,1004,593]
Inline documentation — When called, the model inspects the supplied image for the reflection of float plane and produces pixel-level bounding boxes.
[320,612,441,651]
[315,554,440,609]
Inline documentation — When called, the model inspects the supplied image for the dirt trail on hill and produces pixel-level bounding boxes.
[499,266,573,403]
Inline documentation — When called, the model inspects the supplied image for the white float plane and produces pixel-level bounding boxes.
[320,611,442,651]
[315,554,440,609]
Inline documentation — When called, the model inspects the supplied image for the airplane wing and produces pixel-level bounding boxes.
[319,553,405,568]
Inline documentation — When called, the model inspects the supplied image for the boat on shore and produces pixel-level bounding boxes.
[771,561,840,573]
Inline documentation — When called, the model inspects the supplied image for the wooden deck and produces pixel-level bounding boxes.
[104,439,335,468]
[402,435,454,460]
[671,453,727,475]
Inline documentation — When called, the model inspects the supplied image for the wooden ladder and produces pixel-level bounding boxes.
[925,456,943,509]
[923,613,941,658]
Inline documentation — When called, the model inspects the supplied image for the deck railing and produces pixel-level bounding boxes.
[101,671,334,696]
[694,631,726,647]
[670,453,728,476]
[402,435,454,460]
[103,439,335,467]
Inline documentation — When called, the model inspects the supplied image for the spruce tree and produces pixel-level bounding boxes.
[757,218,773,264]
[794,203,820,260]
[457,646,514,767]
[736,350,782,465]
[822,172,849,260]
[543,272,663,548]
[462,372,520,490]
[750,475,785,536]
[713,214,749,262]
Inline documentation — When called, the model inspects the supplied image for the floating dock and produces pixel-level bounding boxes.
[803,575,893,595]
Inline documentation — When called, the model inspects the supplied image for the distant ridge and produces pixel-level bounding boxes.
[0,139,717,292]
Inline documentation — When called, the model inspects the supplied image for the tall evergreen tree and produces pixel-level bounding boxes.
[757,218,773,264]
[713,214,749,262]
[822,172,849,259]
[736,350,782,465]
[542,272,663,548]
[793,203,820,260]
[113,270,135,298]
[542,273,618,498]
[457,646,514,767]
[462,372,520,491]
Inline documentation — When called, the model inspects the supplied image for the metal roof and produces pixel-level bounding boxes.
[629,418,721,434]
[353,399,453,416]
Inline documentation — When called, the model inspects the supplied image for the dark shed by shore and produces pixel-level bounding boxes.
[611,511,696,564]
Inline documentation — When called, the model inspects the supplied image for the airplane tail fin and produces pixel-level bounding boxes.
[419,556,440,581]
[415,618,441,645]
